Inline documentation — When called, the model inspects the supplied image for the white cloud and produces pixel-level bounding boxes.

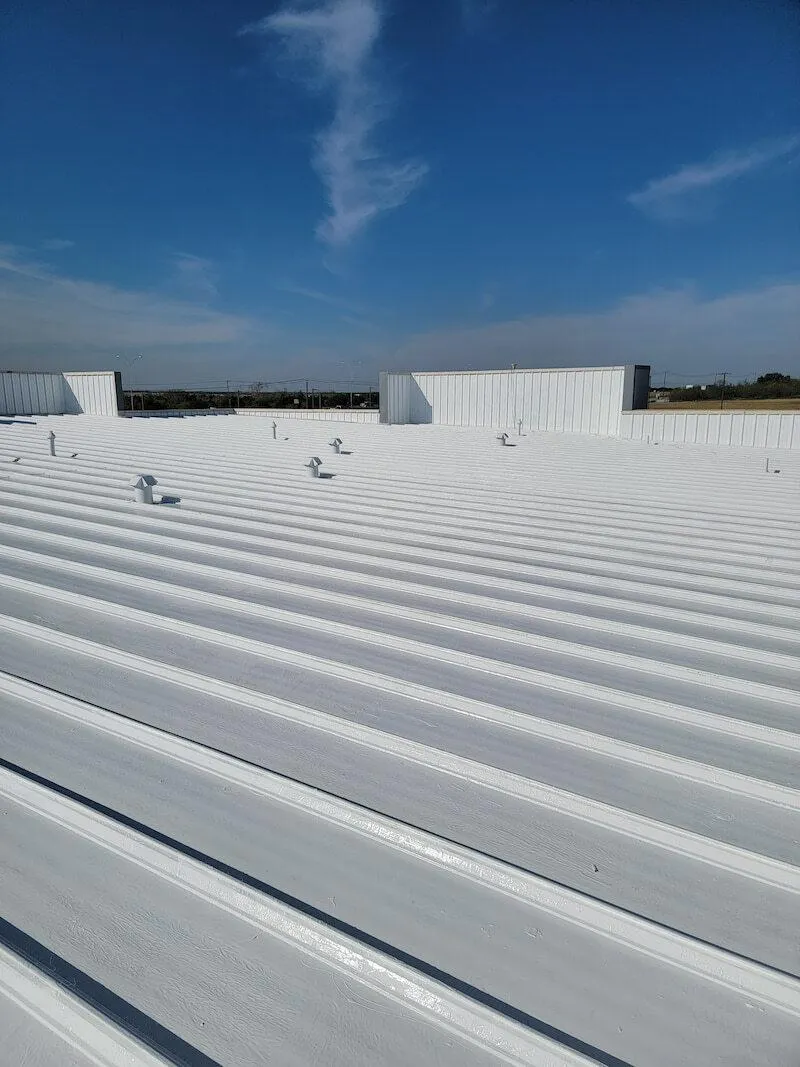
[277,282,367,315]
[628,134,800,219]
[0,246,258,369]
[170,252,218,297]
[387,282,800,378]
[2,243,796,385]
[243,0,427,245]
[41,238,75,251]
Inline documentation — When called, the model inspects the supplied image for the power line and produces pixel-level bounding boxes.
[125,378,378,390]
[650,368,785,386]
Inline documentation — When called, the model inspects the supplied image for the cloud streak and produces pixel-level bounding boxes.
[170,252,218,297]
[628,134,800,219]
[0,245,255,361]
[276,282,367,314]
[388,282,800,374]
[3,243,796,384]
[244,0,427,245]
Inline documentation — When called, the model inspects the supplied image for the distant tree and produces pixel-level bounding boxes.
[757,372,791,383]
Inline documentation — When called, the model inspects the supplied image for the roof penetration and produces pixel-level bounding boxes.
[0,414,798,1067]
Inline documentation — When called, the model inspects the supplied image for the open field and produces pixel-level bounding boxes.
[0,414,799,1066]
[651,397,800,411]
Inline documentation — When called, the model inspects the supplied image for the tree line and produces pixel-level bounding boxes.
[662,373,800,403]
[123,388,378,411]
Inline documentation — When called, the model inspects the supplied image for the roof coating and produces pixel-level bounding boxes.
[0,414,798,1067]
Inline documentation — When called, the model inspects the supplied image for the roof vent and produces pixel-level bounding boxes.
[48,430,56,456]
[496,432,510,446]
[130,473,158,504]
[329,437,343,454]
[272,420,278,439]
[305,457,323,478]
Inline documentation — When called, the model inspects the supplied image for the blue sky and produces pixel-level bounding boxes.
[1,0,798,388]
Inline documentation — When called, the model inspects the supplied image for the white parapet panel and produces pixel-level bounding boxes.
[235,408,379,424]
[0,372,66,415]
[63,371,123,415]
[379,371,412,424]
[619,410,800,450]
[381,365,649,434]
[121,408,237,418]
[1,371,122,416]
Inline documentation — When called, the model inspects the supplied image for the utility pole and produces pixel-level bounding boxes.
[305,380,309,408]
[718,371,728,410]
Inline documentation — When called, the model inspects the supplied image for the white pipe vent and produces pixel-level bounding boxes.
[329,438,343,454]
[305,457,323,478]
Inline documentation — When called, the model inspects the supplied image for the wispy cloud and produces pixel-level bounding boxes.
[277,282,365,314]
[4,240,796,385]
[628,134,800,220]
[388,282,800,375]
[170,252,218,297]
[243,0,427,245]
[41,238,75,251]
[338,312,374,329]
[0,245,255,362]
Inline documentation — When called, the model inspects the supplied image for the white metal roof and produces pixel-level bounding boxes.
[0,414,798,1066]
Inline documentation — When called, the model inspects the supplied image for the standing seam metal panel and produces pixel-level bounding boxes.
[618,410,800,449]
[0,372,66,415]
[384,372,412,423]
[63,372,120,416]
[233,409,379,423]
[393,366,634,434]
[0,372,120,415]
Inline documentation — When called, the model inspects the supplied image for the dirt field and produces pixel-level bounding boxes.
[650,397,800,411]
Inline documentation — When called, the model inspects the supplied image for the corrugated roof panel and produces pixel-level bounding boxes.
[0,414,798,1066]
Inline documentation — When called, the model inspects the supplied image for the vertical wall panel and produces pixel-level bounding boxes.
[63,371,121,415]
[618,410,800,449]
[382,366,644,435]
[392,371,800,449]
[381,372,412,423]
[0,372,66,414]
[234,408,379,423]
[778,418,793,449]
[1,371,121,415]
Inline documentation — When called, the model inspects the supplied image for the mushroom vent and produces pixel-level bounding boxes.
[130,473,158,503]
